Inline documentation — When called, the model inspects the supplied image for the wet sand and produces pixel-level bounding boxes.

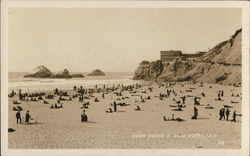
[8,82,241,149]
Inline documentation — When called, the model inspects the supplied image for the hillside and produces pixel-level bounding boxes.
[133,29,242,86]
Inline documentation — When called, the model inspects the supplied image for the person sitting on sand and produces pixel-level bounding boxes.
[205,104,214,109]
[55,103,58,109]
[163,114,184,122]
[171,114,175,120]
[13,100,20,105]
[194,96,200,105]
[16,110,22,124]
[105,108,113,113]
[94,98,99,102]
[25,110,31,124]
[60,103,63,108]
[201,92,206,97]
[135,105,140,111]
[81,110,88,122]
[50,104,54,109]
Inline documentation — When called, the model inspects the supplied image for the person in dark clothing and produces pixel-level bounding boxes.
[16,110,21,124]
[81,109,88,122]
[181,96,186,104]
[25,110,31,123]
[225,108,230,121]
[222,108,225,120]
[219,108,225,120]
[232,111,236,122]
[192,107,198,119]
[113,101,117,112]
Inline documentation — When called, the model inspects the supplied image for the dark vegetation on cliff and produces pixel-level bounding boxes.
[133,29,242,86]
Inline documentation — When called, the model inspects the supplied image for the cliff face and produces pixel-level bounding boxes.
[133,29,242,86]
[133,60,163,80]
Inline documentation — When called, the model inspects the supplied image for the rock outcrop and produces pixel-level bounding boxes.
[87,69,105,76]
[133,29,242,86]
[24,66,84,78]
[71,73,85,78]
[51,69,72,78]
[24,65,52,78]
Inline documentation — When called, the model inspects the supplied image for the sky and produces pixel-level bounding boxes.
[8,8,241,72]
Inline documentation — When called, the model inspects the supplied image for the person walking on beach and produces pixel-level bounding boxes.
[219,108,225,120]
[16,110,22,124]
[225,108,230,121]
[232,110,237,122]
[25,110,31,124]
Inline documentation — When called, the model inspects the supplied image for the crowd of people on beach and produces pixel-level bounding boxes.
[9,81,241,127]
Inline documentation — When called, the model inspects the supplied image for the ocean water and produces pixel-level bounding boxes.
[8,72,140,91]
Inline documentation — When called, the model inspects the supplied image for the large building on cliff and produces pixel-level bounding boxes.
[160,50,206,63]
[160,50,182,63]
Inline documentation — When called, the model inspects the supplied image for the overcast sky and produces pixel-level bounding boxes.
[9,8,241,72]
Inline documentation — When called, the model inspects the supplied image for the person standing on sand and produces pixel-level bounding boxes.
[232,110,236,122]
[219,108,226,120]
[219,108,223,120]
[222,108,225,120]
[16,110,22,124]
[225,108,230,121]
[193,107,198,119]
[25,110,31,124]
[113,101,117,112]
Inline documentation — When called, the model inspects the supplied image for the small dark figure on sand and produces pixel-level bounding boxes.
[113,101,117,112]
[219,108,225,120]
[225,108,230,121]
[16,110,21,124]
[25,110,31,123]
[135,105,140,111]
[192,107,198,119]
[232,111,236,122]
[81,110,88,122]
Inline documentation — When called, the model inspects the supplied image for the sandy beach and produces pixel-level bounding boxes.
[8,82,241,149]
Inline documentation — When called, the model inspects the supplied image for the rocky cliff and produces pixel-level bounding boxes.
[24,66,84,78]
[133,29,242,86]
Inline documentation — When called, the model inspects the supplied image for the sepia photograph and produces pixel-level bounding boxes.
[1,1,249,156]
